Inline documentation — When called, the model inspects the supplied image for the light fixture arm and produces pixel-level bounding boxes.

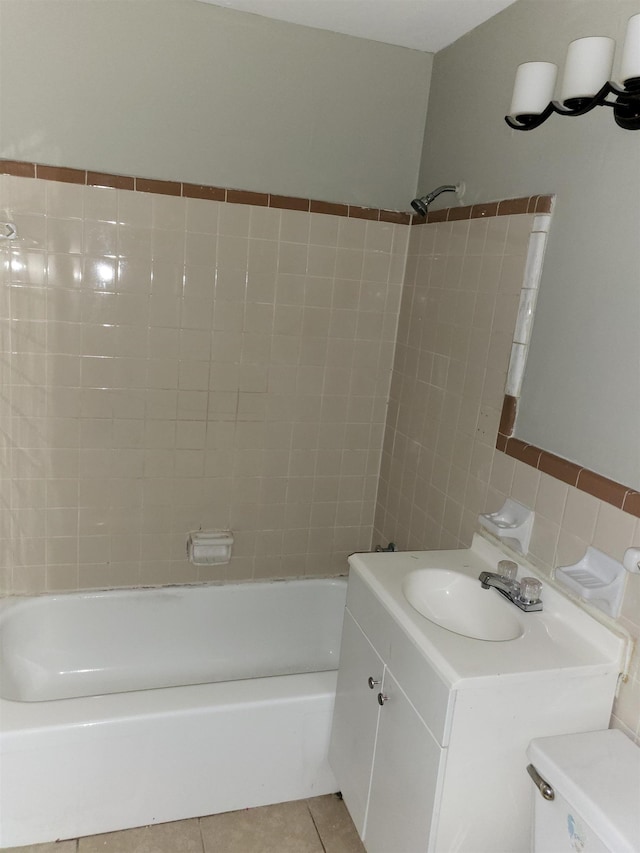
[505,81,640,131]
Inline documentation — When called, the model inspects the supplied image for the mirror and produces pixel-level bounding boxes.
[510,210,640,495]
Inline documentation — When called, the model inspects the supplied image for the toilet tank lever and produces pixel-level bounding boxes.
[526,764,555,800]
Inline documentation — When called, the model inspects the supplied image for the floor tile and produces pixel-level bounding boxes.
[307,795,366,852]
[2,844,77,853]
[77,819,202,853]
[200,800,323,853]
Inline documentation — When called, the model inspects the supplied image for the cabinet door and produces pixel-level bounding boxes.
[329,609,384,837]
[364,669,444,853]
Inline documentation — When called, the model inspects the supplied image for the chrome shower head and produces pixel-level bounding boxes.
[410,183,463,216]
[410,197,429,216]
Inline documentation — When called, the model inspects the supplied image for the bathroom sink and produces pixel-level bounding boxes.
[348,533,626,688]
[401,568,524,641]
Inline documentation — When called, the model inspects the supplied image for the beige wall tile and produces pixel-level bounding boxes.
[534,472,568,523]
[218,202,251,237]
[186,197,220,234]
[592,502,638,563]
[555,529,590,570]
[510,460,540,509]
[561,487,600,543]
[5,175,401,594]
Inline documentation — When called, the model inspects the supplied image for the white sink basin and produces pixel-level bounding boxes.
[402,568,524,641]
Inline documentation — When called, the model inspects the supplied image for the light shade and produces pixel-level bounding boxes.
[620,14,640,89]
[509,62,558,118]
[559,36,615,104]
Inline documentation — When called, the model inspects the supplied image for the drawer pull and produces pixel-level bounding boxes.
[377,692,389,706]
[368,676,381,689]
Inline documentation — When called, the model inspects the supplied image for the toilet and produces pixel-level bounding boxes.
[527,729,640,853]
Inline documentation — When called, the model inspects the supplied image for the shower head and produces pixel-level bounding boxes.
[410,183,464,216]
[410,197,430,216]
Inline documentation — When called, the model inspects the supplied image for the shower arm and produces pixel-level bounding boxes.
[424,185,458,206]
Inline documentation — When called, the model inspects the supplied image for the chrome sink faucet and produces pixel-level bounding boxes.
[479,560,543,612]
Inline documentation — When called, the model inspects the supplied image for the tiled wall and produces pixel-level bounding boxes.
[375,213,535,550]
[374,213,640,741]
[0,173,406,592]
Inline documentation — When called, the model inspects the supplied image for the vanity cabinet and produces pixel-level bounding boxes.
[329,571,450,853]
[328,546,622,853]
[329,611,443,852]
[329,610,384,835]
[363,666,443,853]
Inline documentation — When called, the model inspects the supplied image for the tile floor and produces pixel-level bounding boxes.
[5,795,366,853]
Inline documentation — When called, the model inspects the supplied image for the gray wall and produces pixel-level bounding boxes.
[419,0,640,489]
[0,0,432,211]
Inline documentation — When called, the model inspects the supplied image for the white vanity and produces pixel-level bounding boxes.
[328,534,627,853]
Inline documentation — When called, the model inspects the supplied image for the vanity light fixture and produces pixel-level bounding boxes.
[505,13,640,130]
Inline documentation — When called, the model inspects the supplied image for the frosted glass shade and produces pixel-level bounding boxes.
[509,62,557,117]
[620,14,640,88]
[559,36,615,104]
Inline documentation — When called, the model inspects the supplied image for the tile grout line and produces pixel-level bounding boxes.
[305,799,329,853]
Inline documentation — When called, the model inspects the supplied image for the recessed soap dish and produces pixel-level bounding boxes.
[555,547,627,618]
[479,498,534,554]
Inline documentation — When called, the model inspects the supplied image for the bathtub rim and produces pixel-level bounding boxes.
[0,573,349,611]
[0,668,339,736]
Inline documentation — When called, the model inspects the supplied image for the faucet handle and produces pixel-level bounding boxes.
[519,577,542,604]
[497,559,518,581]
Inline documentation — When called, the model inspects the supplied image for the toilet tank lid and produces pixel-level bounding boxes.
[528,730,640,853]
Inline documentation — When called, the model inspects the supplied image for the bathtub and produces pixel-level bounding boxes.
[0,577,347,848]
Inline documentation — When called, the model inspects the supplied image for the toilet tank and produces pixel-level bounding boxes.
[527,729,640,853]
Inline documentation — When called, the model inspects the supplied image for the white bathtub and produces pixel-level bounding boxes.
[0,577,346,849]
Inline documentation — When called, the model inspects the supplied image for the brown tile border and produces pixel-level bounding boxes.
[380,209,412,225]
[538,451,582,487]
[135,177,181,196]
[310,200,348,217]
[535,195,554,214]
[182,183,226,202]
[471,202,499,219]
[0,158,411,223]
[348,205,379,221]
[503,437,543,469]
[447,205,471,221]
[37,164,86,184]
[497,197,530,216]
[87,171,135,190]
[270,194,309,212]
[623,491,640,515]
[410,194,554,226]
[1,158,550,231]
[0,159,36,178]
[577,469,629,509]
[499,394,517,437]
[496,433,508,453]
[227,189,268,207]
[424,208,448,223]
[1,158,541,228]
[497,395,639,518]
